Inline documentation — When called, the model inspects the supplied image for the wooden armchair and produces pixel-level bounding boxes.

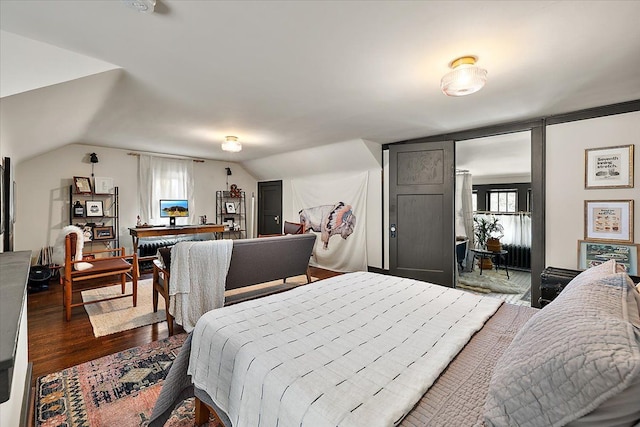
[61,232,138,321]
[152,247,174,336]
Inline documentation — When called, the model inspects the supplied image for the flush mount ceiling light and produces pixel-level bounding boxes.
[121,0,156,13]
[440,56,487,97]
[221,136,242,153]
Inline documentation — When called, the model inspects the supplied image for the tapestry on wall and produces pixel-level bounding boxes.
[292,172,368,272]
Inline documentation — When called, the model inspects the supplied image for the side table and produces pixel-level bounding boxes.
[470,248,510,279]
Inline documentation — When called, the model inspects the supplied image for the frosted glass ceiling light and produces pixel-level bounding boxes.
[440,56,487,97]
[221,136,242,152]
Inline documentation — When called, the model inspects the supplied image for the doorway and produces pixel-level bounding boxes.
[257,180,283,236]
[455,131,532,305]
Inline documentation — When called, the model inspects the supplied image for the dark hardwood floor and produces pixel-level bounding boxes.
[27,267,341,385]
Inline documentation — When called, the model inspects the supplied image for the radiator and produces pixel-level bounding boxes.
[501,244,531,270]
[137,236,194,271]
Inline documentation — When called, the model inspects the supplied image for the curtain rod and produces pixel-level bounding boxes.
[127,151,205,163]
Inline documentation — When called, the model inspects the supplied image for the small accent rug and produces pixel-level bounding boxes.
[457,269,524,294]
[83,275,318,338]
[34,334,222,427]
[82,279,165,338]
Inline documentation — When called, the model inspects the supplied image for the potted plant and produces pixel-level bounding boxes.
[473,215,505,268]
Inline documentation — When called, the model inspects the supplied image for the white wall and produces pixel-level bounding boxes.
[243,139,383,270]
[15,143,257,258]
[546,111,640,269]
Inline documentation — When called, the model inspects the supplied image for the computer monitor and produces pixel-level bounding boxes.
[160,199,189,226]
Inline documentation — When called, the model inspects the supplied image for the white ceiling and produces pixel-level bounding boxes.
[1,1,639,165]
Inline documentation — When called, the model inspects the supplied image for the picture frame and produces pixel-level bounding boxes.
[577,240,639,275]
[584,144,634,189]
[93,177,114,194]
[73,176,93,194]
[93,225,114,240]
[225,202,236,214]
[85,200,104,217]
[584,200,634,243]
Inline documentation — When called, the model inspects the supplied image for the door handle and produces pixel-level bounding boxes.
[275,215,280,224]
[390,224,396,238]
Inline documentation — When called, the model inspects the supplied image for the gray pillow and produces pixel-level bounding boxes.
[484,271,640,427]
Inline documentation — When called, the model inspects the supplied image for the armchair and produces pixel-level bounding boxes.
[60,229,138,321]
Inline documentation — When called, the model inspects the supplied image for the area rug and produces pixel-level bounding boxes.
[457,269,525,294]
[82,279,165,338]
[34,333,222,427]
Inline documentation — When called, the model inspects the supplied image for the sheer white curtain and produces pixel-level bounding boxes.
[138,155,194,225]
[455,172,474,272]
[497,213,532,247]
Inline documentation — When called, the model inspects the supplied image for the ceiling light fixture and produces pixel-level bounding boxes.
[440,56,487,97]
[121,0,156,13]
[221,136,242,153]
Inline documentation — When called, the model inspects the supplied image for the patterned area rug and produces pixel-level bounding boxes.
[35,334,222,427]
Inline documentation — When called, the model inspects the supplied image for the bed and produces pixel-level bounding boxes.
[150,260,640,427]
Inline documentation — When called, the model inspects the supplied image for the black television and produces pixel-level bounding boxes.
[159,199,189,226]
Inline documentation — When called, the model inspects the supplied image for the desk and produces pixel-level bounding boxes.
[471,248,509,279]
[129,224,225,259]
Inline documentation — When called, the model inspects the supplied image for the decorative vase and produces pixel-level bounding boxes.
[486,237,502,252]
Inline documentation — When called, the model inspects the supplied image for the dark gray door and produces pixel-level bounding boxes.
[389,141,455,286]
[258,180,283,235]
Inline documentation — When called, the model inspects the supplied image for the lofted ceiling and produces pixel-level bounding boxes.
[1,0,639,165]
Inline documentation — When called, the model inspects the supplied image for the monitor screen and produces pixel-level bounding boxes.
[160,199,189,226]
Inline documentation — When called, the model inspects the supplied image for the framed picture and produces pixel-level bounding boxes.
[94,177,114,194]
[93,225,114,240]
[578,240,639,275]
[584,200,634,243]
[584,144,634,189]
[73,176,92,194]
[85,200,104,217]
[225,202,236,214]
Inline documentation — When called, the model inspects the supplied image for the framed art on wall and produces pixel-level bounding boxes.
[94,177,114,194]
[74,176,93,194]
[578,240,639,275]
[584,144,634,189]
[584,200,633,243]
[85,200,104,217]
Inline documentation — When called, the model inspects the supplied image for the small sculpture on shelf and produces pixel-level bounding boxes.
[229,184,242,198]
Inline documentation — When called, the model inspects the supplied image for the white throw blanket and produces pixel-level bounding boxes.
[51,225,93,270]
[169,239,233,332]
[188,271,502,427]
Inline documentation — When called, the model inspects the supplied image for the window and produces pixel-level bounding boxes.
[472,191,478,212]
[489,190,517,213]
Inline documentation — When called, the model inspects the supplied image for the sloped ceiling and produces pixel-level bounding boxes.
[1,1,639,166]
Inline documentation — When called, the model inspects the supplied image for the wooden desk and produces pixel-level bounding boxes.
[129,224,225,258]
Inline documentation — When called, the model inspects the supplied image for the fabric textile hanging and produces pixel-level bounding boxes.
[455,172,474,272]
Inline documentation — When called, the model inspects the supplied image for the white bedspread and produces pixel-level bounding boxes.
[169,239,233,332]
[188,271,502,427]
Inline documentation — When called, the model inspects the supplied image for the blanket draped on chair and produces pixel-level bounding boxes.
[169,240,233,332]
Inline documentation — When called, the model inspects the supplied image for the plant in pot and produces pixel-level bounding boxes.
[473,215,504,269]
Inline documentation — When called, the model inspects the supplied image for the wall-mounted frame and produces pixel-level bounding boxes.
[94,177,114,194]
[584,200,633,243]
[93,225,114,240]
[225,202,236,214]
[584,144,634,189]
[578,240,638,275]
[85,200,104,217]
[73,176,93,194]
